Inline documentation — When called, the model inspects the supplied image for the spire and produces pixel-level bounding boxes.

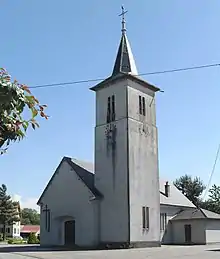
[112,6,138,76]
[120,5,127,35]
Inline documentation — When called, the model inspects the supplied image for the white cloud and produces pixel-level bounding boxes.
[12,194,40,212]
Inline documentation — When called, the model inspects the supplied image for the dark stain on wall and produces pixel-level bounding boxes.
[105,123,117,190]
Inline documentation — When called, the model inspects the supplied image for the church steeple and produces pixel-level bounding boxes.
[112,6,138,76]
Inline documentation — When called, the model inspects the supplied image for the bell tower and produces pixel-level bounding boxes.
[90,6,161,247]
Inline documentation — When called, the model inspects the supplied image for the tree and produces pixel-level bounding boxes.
[0,184,20,240]
[173,174,206,206]
[21,208,40,225]
[0,68,48,154]
[201,184,220,214]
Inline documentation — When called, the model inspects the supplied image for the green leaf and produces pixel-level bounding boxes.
[31,107,38,118]
[25,95,34,104]
[22,121,29,132]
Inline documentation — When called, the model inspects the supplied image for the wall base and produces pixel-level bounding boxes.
[130,241,161,248]
[163,242,206,246]
[40,241,161,250]
[97,241,161,249]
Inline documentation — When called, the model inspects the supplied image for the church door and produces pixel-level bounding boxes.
[64,220,75,245]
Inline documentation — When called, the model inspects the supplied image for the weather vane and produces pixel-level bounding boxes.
[119,5,128,34]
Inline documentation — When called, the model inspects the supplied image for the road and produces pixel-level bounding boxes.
[0,244,219,259]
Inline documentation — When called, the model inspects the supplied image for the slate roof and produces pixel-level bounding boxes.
[171,207,220,221]
[90,31,160,93]
[112,33,138,76]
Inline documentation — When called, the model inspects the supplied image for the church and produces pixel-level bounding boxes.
[37,9,220,248]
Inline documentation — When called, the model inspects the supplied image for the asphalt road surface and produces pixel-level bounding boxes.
[0,244,219,259]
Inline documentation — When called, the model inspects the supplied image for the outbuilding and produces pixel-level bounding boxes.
[170,208,220,245]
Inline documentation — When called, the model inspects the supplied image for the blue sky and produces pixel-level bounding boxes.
[1,1,220,209]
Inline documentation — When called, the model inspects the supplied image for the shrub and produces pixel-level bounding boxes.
[7,238,24,244]
[22,238,27,243]
[7,239,13,244]
[27,232,39,244]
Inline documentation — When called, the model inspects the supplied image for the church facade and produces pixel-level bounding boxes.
[37,156,200,247]
[37,14,162,247]
[38,12,220,248]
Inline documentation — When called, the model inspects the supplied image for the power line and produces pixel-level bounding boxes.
[29,62,220,89]
[202,143,220,200]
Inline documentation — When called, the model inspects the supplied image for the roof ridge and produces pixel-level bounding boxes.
[66,158,102,199]
[199,208,208,218]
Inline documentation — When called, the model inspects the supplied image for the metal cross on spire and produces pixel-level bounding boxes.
[119,5,128,34]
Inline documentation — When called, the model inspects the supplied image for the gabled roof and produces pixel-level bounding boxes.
[67,158,102,198]
[171,208,206,220]
[37,157,102,205]
[171,208,220,221]
[200,208,220,219]
[38,158,195,209]
[20,225,40,234]
[160,180,195,208]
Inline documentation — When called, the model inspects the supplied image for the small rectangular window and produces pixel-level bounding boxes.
[111,95,115,121]
[146,207,149,229]
[106,95,116,123]
[160,213,167,231]
[142,97,146,116]
[43,204,51,232]
[14,228,16,234]
[139,96,142,115]
[7,227,10,233]
[142,206,149,230]
[48,210,51,232]
[142,207,146,229]
[107,96,111,123]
